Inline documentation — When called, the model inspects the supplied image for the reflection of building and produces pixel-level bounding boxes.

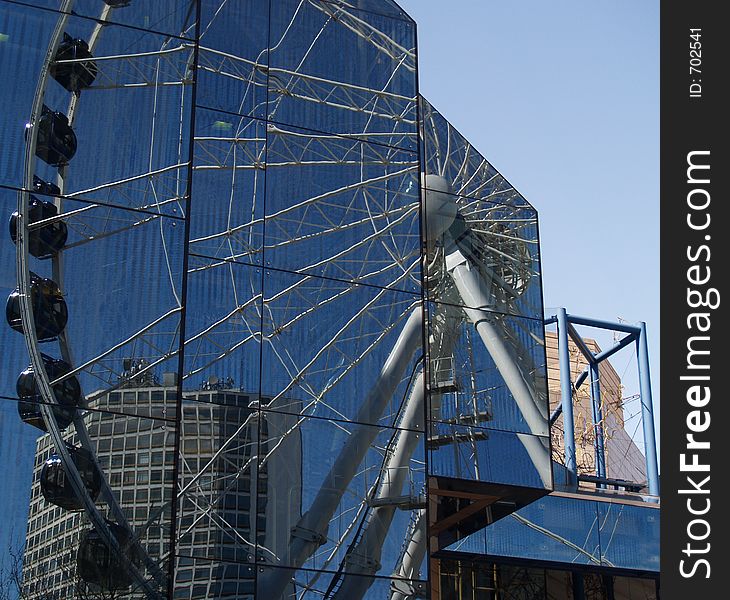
[21,382,301,599]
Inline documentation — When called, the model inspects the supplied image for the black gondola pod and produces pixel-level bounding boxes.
[77,521,142,590]
[31,105,77,166]
[41,443,101,510]
[9,177,68,259]
[49,33,98,93]
[16,356,81,431]
[6,272,68,341]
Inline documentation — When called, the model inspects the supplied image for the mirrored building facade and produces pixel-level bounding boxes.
[2,1,562,598]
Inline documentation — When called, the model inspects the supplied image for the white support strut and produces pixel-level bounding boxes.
[389,508,427,600]
[333,302,462,599]
[446,245,551,487]
[258,306,424,599]
[332,373,425,599]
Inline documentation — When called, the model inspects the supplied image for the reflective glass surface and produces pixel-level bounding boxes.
[0,4,62,190]
[254,414,427,580]
[263,129,421,290]
[261,269,423,426]
[429,426,550,490]
[196,0,269,119]
[176,397,261,566]
[0,1,568,598]
[30,1,198,39]
[421,93,550,502]
[427,306,549,437]
[444,493,660,574]
[595,500,660,572]
[268,0,417,149]
[183,259,262,395]
[189,110,265,265]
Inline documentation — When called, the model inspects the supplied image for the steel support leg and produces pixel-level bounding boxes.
[589,361,606,480]
[557,308,577,484]
[637,321,659,496]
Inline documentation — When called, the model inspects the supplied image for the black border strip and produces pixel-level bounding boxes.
[661,2,728,598]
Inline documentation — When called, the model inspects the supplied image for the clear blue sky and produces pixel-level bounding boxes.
[399,0,661,448]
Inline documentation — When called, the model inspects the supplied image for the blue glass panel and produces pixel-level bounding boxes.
[46,199,184,417]
[196,0,270,119]
[255,414,428,582]
[261,268,422,427]
[483,494,603,566]
[454,494,661,574]
[190,109,265,266]
[596,500,660,572]
[0,4,60,189]
[442,525,487,557]
[268,0,417,150]
[264,128,420,290]
[429,426,550,491]
[428,306,549,438]
[183,258,262,399]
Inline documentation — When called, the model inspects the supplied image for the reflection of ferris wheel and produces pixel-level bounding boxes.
[9,2,547,599]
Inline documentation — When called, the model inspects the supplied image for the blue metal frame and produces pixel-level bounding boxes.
[545,311,659,497]
[589,361,606,480]
[556,309,577,483]
[637,321,659,496]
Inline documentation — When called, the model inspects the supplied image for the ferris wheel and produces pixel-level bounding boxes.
[9,1,548,599]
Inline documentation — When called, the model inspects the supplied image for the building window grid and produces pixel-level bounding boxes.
[23,389,264,597]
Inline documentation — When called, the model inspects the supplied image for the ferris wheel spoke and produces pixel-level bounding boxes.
[67,161,189,197]
[55,44,193,91]
[268,124,416,166]
[269,70,417,126]
[298,301,417,410]
[50,307,181,389]
[467,227,539,245]
[261,203,416,251]
[307,0,415,70]
[263,270,419,421]
[194,135,266,169]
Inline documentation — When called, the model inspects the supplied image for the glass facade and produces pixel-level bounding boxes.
[441,494,660,574]
[0,1,553,599]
